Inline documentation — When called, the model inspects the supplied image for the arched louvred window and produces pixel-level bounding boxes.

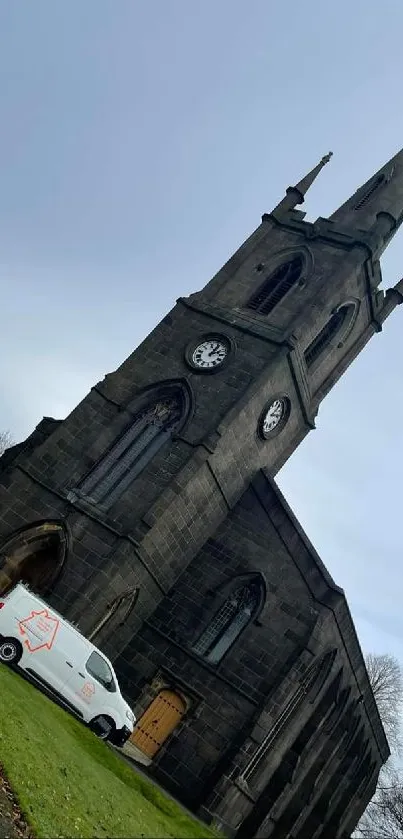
[246,256,303,316]
[78,391,186,508]
[355,175,385,210]
[192,577,264,664]
[304,305,351,369]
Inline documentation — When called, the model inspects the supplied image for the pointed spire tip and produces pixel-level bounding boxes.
[291,151,334,202]
[274,150,334,214]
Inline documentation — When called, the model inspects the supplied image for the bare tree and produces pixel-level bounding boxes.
[355,654,403,838]
[0,430,13,456]
[355,775,403,838]
[366,653,403,756]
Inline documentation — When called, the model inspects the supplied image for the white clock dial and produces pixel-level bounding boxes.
[191,339,228,369]
[262,399,286,436]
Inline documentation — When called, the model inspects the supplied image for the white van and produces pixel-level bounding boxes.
[0,583,135,746]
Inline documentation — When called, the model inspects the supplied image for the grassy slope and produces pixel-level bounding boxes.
[0,665,214,838]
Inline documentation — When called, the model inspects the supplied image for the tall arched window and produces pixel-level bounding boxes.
[78,393,184,508]
[302,650,337,701]
[246,256,303,316]
[323,685,351,734]
[87,587,140,643]
[304,305,350,369]
[192,578,263,664]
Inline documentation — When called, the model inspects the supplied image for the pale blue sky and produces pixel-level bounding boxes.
[1,1,403,663]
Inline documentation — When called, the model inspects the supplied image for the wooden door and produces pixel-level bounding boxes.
[130,689,186,758]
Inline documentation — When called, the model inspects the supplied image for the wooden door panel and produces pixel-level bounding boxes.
[130,690,186,758]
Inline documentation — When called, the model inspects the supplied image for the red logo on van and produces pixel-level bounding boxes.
[81,682,95,700]
[18,610,60,652]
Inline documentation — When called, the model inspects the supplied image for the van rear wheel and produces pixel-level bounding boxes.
[0,637,22,665]
[89,715,115,741]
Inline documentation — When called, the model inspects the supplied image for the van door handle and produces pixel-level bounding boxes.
[78,672,85,678]
[66,661,73,668]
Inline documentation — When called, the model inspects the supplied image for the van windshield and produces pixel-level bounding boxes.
[86,651,116,692]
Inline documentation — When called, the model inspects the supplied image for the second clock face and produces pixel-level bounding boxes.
[261,398,288,437]
[191,339,229,370]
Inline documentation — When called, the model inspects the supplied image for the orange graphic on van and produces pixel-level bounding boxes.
[81,682,95,699]
[18,610,60,652]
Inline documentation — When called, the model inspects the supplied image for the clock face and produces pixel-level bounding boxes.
[261,398,287,437]
[191,339,229,370]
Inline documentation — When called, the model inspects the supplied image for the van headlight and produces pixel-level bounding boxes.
[126,710,135,724]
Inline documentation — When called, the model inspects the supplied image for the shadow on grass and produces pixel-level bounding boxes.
[69,723,179,817]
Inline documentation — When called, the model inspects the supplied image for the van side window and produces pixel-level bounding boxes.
[86,651,116,693]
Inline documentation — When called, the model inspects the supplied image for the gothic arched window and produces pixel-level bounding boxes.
[304,305,350,369]
[78,393,184,508]
[246,256,303,316]
[87,587,140,643]
[192,578,263,664]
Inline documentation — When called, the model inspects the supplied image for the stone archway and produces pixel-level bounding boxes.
[0,522,67,596]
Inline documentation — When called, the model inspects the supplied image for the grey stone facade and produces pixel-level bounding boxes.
[1,148,403,837]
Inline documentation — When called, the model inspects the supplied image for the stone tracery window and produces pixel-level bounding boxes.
[192,578,263,664]
[78,393,184,508]
[246,256,303,316]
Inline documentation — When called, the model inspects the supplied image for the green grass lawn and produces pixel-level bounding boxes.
[0,664,216,838]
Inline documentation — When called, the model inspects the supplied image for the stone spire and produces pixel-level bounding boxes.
[273,152,333,213]
[330,147,403,254]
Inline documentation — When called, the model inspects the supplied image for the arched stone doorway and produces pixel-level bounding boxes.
[130,689,186,759]
[0,522,67,596]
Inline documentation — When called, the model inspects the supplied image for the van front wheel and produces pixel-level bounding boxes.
[0,637,22,665]
[89,715,115,741]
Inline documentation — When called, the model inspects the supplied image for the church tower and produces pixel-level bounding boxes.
[0,148,402,838]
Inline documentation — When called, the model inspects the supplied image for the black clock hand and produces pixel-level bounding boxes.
[208,343,220,356]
